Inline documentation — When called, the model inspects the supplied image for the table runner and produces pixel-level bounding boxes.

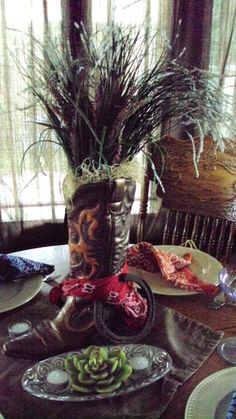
[0,296,223,419]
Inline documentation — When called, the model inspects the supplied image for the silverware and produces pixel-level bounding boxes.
[208,292,225,310]
[43,274,61,283]
[43,273,69,284]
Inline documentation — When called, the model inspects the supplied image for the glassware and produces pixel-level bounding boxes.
[45,369,70,394]
[22,344,172,401]
[8,320,32,339]
[218,265,236,364]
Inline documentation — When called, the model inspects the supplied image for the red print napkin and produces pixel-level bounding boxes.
[49,242,217,328]
[127,242,218,295]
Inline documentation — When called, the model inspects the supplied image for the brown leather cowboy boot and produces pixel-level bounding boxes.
[3,298,95,358]
[67,178,135,279]
[3,179,138,358]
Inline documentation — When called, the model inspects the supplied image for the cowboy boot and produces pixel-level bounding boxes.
[3,298,95,359]
[67,178,155,343]
[3,179,138,358]
[67,178,135,279]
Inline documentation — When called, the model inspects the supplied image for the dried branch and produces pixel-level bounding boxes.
[20,25,235,178]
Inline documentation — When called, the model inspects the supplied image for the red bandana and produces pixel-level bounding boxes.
[127,242,218,295]
[49,242,218,329]
[49,263,148,328]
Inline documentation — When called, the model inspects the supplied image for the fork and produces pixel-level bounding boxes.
[208,292,225,310]
[43,274,61,282]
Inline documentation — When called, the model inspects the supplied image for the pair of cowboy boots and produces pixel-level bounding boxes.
[3,179,154,359]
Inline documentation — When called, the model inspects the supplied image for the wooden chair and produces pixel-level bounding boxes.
[137,136,236,263]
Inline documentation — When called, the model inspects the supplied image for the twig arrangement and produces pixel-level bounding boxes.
[21,25,235,182]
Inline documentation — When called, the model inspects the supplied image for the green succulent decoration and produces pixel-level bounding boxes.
[64,345,133,394]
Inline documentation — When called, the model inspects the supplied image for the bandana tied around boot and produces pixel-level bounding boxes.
[49,241,218,329]
[49,263,148,329]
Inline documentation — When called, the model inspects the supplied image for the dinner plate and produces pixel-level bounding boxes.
[128,245,222,296]
[0,275,43,313]
[185,367,236,419]
[22,344,172,401]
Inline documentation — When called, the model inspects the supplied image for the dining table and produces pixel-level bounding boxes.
[0,244,236,419]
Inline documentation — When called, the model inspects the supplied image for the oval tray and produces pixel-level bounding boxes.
[22,344,172,401]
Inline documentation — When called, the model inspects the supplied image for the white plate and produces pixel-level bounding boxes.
[0,275,43,313]
[128,245,222,296]
[185,367,236,419]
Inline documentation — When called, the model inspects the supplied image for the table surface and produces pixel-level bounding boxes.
[1,244,236,419]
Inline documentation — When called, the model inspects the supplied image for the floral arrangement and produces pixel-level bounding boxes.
[21,25,235,192]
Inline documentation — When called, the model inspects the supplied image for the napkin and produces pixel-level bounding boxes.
[49,262,148,328]
[226,390,236,419]
[0,254,54,282]
[127,242,218,295]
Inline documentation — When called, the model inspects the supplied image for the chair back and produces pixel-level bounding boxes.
[138,136,236,263]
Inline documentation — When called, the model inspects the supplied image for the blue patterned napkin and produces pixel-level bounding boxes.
[0,254,54,282]
[226,390,236,419]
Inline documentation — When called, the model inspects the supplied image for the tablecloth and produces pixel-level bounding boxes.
[0,294,223,419]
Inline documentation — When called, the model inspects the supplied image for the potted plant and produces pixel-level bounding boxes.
[4,25,234,358]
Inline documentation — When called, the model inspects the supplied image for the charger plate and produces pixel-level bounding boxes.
[185,367,236,419]
[128,245,222,296]
[0,275,43,313]
[22,344,172,401]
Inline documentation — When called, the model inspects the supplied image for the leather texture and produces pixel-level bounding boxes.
[3,179,137,358]
[3,297,97,358]
[67,178,136,278]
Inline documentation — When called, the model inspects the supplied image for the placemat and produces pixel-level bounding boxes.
[0,298,223,419]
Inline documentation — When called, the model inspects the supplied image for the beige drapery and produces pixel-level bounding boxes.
[0,0,69,252]
[0,0,235,252]
[210,0,236,123]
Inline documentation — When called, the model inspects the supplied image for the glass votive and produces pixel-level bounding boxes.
[8,320,32,339]
[219,265,236,300]
[46,369,70,393]
[128,355,150,371]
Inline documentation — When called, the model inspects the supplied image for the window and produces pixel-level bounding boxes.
[0,0,235,252]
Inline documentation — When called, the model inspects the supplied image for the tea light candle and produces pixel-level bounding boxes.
[46,369,70,392]
[129,356,150,370]
[8,320,32,339]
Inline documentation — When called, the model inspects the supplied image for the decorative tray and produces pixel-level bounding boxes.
[22,344,172,401]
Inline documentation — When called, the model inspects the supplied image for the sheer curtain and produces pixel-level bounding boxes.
[0,0,68,252]
[210,0,236,120]
[0,0,172,252]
